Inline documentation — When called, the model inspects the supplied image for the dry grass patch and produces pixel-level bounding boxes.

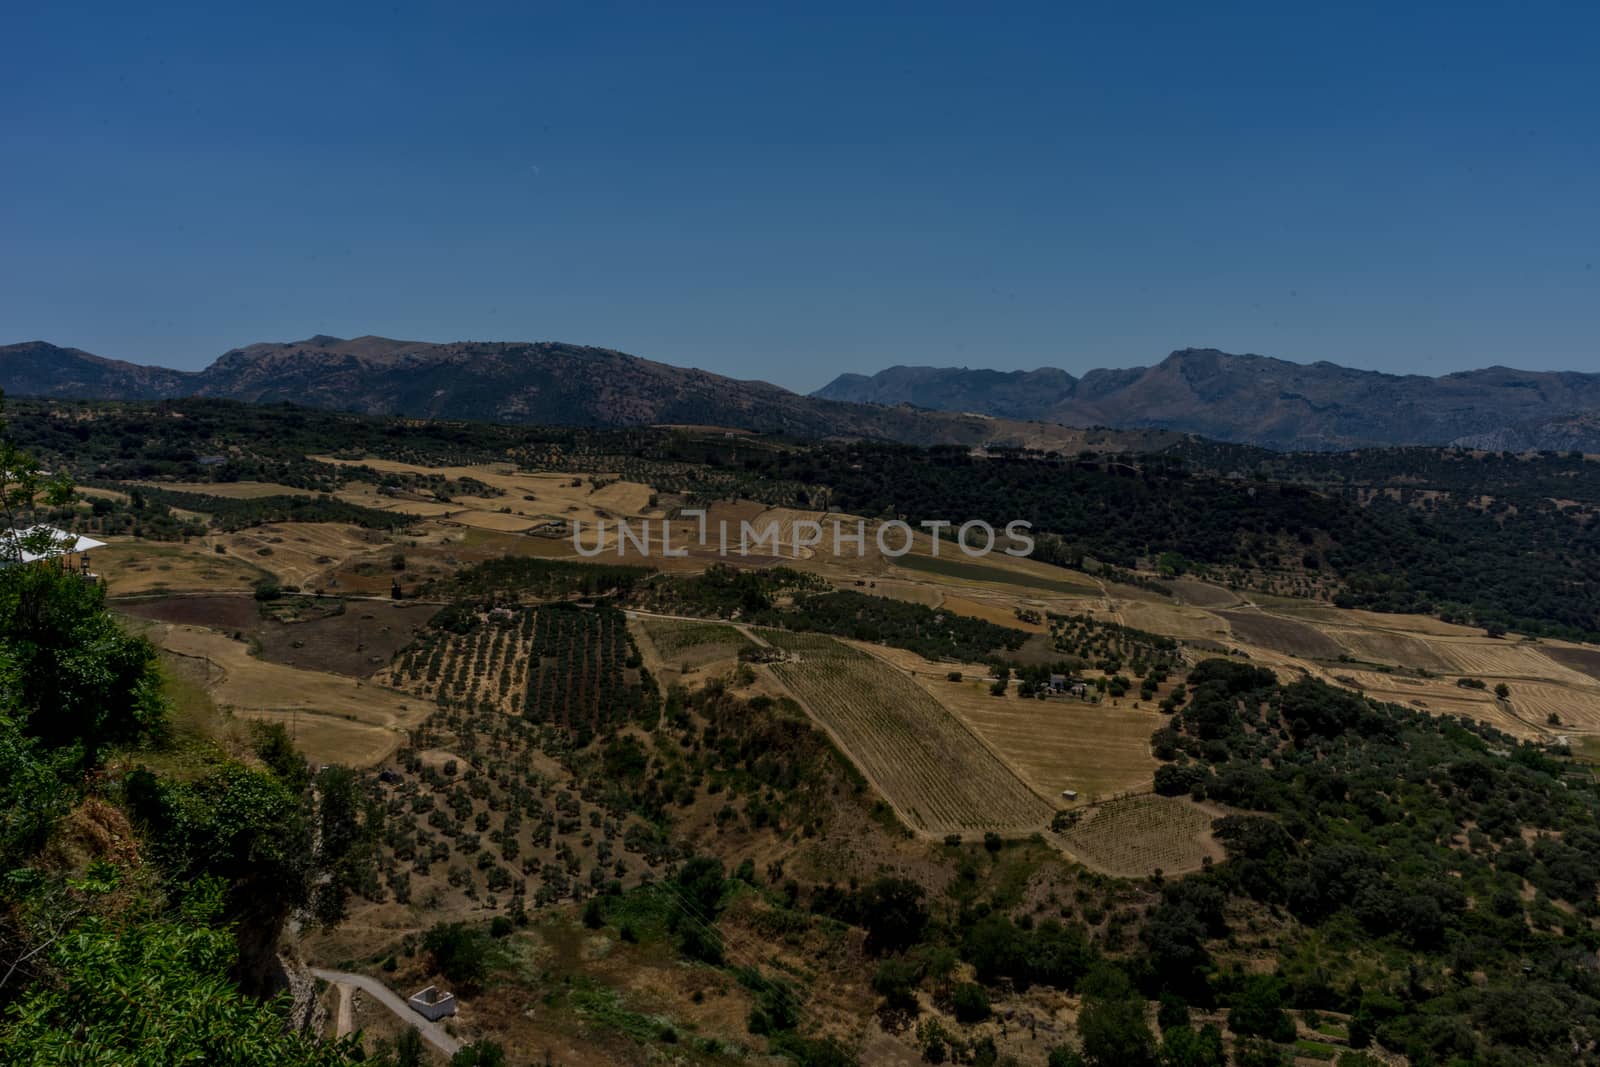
[150,622,425,766]
[941,594,1049,632]
[1326,669,1537,736]
[314,456,657,524]
[1116,600,1228,642]
[96,538,273,595]
[223,522,388,590]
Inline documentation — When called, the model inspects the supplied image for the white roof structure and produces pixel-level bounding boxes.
[0,525,107,564]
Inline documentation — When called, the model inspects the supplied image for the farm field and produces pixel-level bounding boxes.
[117,593,435,678]
[1053,795,1221,877]
[95,537,273,594]
[221,521,390,590]
[1218,609,1346,660]
[940,594,1049,632]
[634,617,751,671]
[1324,626,1457,671]
[761,630,1054,836]
[891,552,1100,596]
[314,456,657,523]
[1543,643,1600,683]
[1114,600,1228,643]
[1500,680,1600,733]
[920,673,1163,800]
[147,621,426,766]
[385,604,657,739]
[1424,637,1596,684]
[1167,578,1241,608]
[130,479,313,499]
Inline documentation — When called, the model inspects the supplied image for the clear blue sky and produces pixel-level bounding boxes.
[3,2,1595,391]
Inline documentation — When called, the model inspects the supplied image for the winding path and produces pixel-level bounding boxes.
[310,968,463,1057]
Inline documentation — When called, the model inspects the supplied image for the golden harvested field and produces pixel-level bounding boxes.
[1115,600,1229,643]
[446,510,540,533]
[150,622,425,766]
[941,594,1048,632]
[761,631,1053,836]
[131,480,311,499]
[313,456,657,525]
[96,538,273,594]
[1054,795,1221,877]
[921,673,1163,800]
[1324,627,1456,671]
[1426,639,1594,683]
[1500,681,1600,733]
[863,579,945,607]
[332,484,458,517]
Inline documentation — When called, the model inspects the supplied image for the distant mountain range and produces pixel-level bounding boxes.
[816,349,1600,451]
[4,337,1597,452]
[0,337,1149,452]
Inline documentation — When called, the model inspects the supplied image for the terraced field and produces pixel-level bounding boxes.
[761,631,1054,836]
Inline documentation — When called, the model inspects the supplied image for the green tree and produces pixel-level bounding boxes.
[1227,975,1296,1042]
[952,982,991,1023]
[0,887,359,1065]
[855,876,929,954]
[449,1042,508,1067]
[422,922,492,991]
[1158,1023,1225,1067]
[1077,993,1157,1067]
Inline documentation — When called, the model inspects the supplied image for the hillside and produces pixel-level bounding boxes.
[1452,410,1600,453]
[12,398,1600,1066]
[816,348,1600,450]
[0,337,1157,451]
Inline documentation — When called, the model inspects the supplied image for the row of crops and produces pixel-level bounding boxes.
[1049,612,1180,676]
[523,605,658,738]
[761,630,1054,835]
[387,604,660,741]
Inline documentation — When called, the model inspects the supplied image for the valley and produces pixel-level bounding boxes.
[9,398,1600,1066]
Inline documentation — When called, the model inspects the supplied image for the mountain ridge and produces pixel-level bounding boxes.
[814,347,1600,450]
[6,336,1599,451]
[0,336,1165,453]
